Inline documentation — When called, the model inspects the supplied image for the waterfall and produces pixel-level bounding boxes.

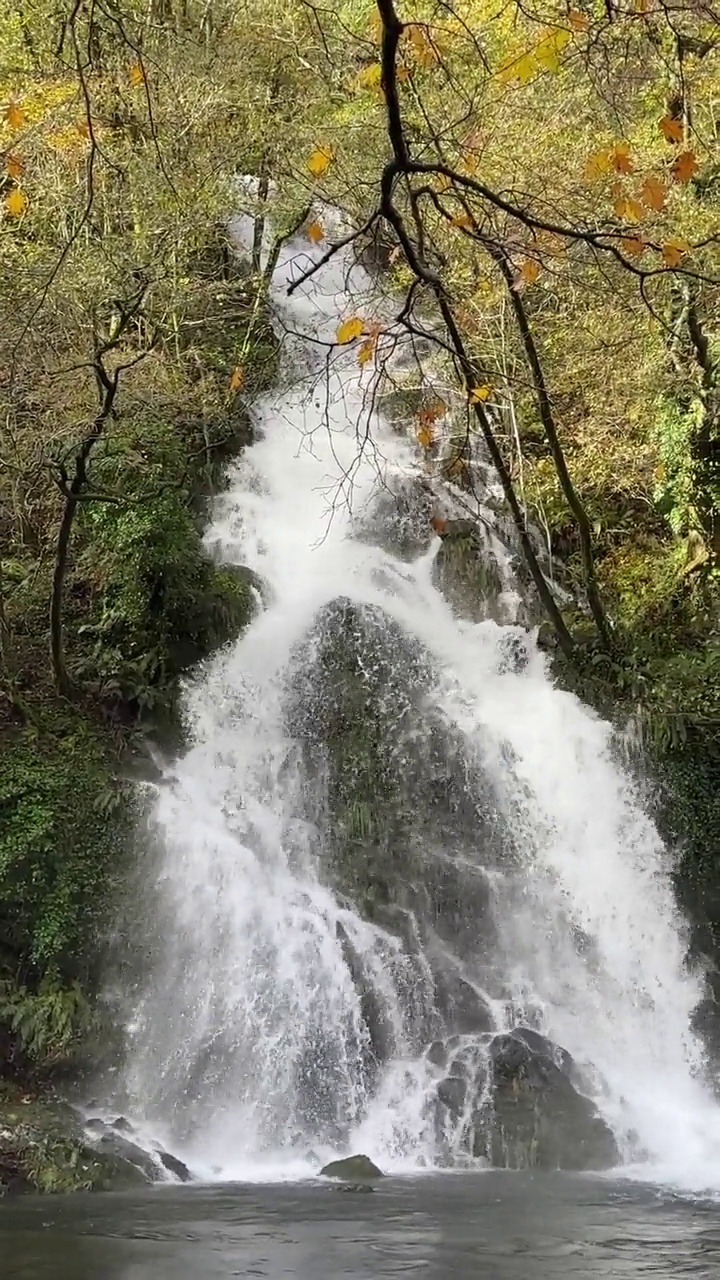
[119,229,720,1190]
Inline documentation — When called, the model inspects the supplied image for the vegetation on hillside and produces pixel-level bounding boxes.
[0,0,718,1085]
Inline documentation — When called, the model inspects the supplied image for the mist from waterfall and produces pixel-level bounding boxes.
[118,228,720,1192]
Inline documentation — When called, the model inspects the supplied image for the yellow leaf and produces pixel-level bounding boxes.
[4,187,27,217]
[3,102,25,130]
[613,196,644,222]
[5,154,22,179]
[407,25,438,68]
[336,316,364,344]
[584,148,611,181]
[640,175,667,212]
[307,146,333,178]
[229,365,245,392]
[357,339,375,366]
[610,142,633,174]
[416,424,435,449]
[621,236,646,257]
[535,44,561,73]
[670,150,698,183]
[129,62,144,87]
[658,115,684,145]
[469,384,492,403]
[306,220,324,243]
[499,52,536,85]
[661,237,690,267]
[357,63,382,90]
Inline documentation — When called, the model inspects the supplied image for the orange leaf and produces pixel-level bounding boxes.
[568,9,589,29]
[3,102,25,130]
[5,154,22,179]
[658,115,683,145]
[610,142,633,174]
[418,398,447,428]
[621,236,646,257]
[451,212,474,230]
[396,64,411,82]
[518,258,541,285]
[469,384,492,403]
[229,365,245,392]
[431,515,447,534]
[670,150,698,183]
[129,62,144,87]
[336,316,364,344]
[306,220,324,243]
[307,145,333,178]
[416,424,435,449]
[661,237,690,267]
[640,175,667,212]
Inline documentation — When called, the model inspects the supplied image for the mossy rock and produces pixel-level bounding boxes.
[0,1086,152,1195]
[319,1154,384,1182]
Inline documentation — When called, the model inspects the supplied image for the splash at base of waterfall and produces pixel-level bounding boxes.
[113,224,720,1195]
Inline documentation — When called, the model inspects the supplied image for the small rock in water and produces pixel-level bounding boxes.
[331,1183,375,1193]
[111,1117,135,1135]
[319,1154,384,1182]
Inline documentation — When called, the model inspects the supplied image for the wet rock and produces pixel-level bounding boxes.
[436,1074,467,1116]
[509,1026,574,1077]
[110,1116,135,1134]
[330,1182,375,1193]
[319,1154,384,1182]
[157,1150,193,1182]
[425,1040,447,1069]
[485,1033,619,1171]
[94,1132,158,1182]
[0,1088,151,1195]
[434,971,494,1037]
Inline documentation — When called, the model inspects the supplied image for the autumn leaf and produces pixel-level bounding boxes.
[229,365,245,392]
[336,316,364,344]
[610,142,633,174]
[661,237,690,268]
[613,196,644,222]
[306,220,324,243]
[357,340,375,366]
[470,384,492,403]
[5,154,22,179]
[640,176,667,212]
[418,398,448,428]
[307,145,333,178]
[658,115,683,145]
[357,63,382,90]
[621,236,646,257]
[584,149,611,181]
[4,188,27,217]
[516,258,541,287]
[431,515,447,534]
[3,102,25,130]
[416,424,435,449]
[407,24,438,68]
[129,62,145,87]
[451,212,474,230]
[396,64,411,83]
[670,151,698,183]
[568,9,589,29]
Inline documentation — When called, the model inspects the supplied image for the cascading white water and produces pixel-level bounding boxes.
[121,228,720,1190]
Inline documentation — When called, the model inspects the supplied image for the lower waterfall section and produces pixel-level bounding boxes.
[117,234,720,1189]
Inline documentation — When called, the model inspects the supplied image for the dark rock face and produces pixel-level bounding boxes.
[157,1150,192,1182]
[484,1031,619,1171]
[319,1153,384,1182]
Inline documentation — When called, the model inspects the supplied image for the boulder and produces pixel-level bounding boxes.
[0,1089,151,1195]
[319,1154,384,1182]
[157,1149,193,1182]
[483,1032,619,1171]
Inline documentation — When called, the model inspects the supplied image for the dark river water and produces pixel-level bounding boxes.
[3,1173,720,1279]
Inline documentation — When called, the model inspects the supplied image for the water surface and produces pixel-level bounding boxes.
[4,1173,720,1279]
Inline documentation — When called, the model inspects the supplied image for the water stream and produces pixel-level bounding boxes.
[114,230,720,1192]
